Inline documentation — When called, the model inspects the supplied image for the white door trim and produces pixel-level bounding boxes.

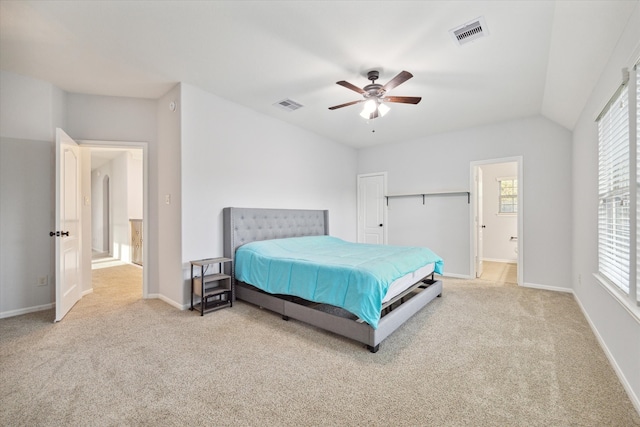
[469,157,523,285]
[80,139,149,299]
[475,167,484,278]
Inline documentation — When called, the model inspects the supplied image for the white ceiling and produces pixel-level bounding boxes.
[1,1,637,148]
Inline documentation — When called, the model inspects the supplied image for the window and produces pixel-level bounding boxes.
[498,178,517,214]
[596,64,639,308]
[598,85,629,292]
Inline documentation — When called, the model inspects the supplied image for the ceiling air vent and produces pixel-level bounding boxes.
[449,16,489,46]
[273,98,304,112]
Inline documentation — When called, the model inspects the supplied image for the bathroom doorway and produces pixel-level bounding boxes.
[471,157,523,285]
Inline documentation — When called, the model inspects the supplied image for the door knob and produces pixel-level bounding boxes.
[379,224,383,227]
[61,231,69,236]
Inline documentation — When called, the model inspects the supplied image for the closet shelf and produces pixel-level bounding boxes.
[385,191,470,205]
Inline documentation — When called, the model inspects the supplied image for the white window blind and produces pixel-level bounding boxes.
[598,85,630,293]
[636,64,640,303]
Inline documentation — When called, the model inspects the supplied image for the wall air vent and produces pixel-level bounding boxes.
[449,16,489,46]
[273,98,304,112]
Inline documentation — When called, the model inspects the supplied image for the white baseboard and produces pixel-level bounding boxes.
[156,294,188,310]
[0,303,55,319]
[521,282,572,293]
[0,293,187,319]
[573,293,640,415]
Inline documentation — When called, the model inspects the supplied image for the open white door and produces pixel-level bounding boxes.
[55,128,82,322]
[357,173,386,244]
[475,167,484,277]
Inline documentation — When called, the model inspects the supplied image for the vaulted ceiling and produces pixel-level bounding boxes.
[1,1,637,148]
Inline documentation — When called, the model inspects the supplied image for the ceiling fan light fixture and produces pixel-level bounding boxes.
[360,99,377,118]
[378,102,390,117]
[359,110,372,120]
[360,99,389,120]
[330,70,418,118]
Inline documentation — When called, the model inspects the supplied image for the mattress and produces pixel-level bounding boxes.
[234,235,443,328]
[382,262,435,304]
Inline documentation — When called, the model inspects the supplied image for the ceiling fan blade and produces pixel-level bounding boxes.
[383,96,422,105]
[336,80,366,94]
[328,99,365,110]
[382,71,413,92]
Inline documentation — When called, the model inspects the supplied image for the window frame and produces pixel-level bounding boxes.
[595,64,639,317]
[497,177,518,215]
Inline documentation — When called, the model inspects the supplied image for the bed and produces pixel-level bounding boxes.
[223,207,443,352]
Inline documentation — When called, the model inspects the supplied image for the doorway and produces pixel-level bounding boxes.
[470,157,523,285]
[82,141,149,299]
[357,172,387,244]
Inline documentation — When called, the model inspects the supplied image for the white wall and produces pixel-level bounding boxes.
[88,150,142,260]
[0,71,65,317]
[571,3,640,412]
[128,152,143,219]
[156,85,183,306]
[91,164,112,252]
[110,153,130,261]
[65,93,159,295]
[358,116,572,289]
[80,147,92,293]
[180,83,358,306]
[87,152,133,263]
[65,94,157,143]
[0,71,65,142]
[481,162,518,262]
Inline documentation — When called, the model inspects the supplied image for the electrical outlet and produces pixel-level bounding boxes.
[37,276,48,287]
[165,194,171,205]
[578,274,582,284]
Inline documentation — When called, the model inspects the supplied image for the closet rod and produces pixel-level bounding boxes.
[385,191,470,206]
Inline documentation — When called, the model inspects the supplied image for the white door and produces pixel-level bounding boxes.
[475,167,484,277]
[55,128,82,322]
[357,173,386,244]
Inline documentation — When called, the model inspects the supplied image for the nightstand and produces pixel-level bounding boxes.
[190,257,232,315]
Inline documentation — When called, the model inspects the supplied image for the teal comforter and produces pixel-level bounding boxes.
[234,236,443,329]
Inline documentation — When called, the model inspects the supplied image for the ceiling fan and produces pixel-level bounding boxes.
[328,70,421,119]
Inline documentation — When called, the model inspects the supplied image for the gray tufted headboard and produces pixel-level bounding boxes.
[222,207,330,283]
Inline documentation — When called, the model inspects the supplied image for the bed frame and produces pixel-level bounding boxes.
[222,207,443,352]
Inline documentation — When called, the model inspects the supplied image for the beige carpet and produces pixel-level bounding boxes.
[1,265,639,426]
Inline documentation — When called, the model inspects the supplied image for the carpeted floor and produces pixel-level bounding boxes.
[1,265,638,426]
